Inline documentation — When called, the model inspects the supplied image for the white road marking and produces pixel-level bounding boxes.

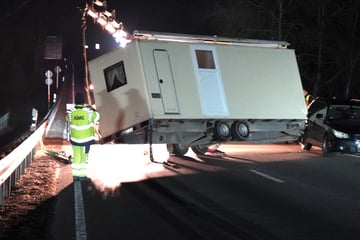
[249,169,285,183]
[344,153,360,158]
[74,181,88,240]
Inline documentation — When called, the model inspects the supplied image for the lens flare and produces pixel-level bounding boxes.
[87,144,168,192]
[113,29,132,48]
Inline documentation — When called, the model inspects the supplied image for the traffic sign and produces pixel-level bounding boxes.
[55,66,62,73]
[45,70,53,78]
[45,78,53,85]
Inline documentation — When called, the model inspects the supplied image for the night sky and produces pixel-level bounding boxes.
[0,0,213,119]
[1,0,360,122]
[0,0,215,145]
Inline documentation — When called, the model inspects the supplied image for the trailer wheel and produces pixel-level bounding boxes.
[231,121,249,140]
[191,144,209,155]
[213,121,231,140]
[167,143,189,156]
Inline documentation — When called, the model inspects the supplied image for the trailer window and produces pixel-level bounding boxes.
[195,50,216,69]
[103,61,127,92]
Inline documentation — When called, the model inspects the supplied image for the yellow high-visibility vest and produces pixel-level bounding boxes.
[305,94,312,106]
[67,105,100,143]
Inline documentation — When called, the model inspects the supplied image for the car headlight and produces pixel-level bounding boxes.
[332,129,349,139]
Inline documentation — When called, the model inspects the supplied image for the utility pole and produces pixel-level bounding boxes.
[81,12,92,105]
[80,0,132,106]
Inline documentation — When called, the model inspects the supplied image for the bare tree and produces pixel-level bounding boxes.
[344,0,360,98]
[196,0,360,98]
[312,1,326,97]
[277,0,283,40]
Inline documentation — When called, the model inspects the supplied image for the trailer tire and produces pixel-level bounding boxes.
[231,121,250,140]
[167,143,189,156]
[191,144,209,155]
[213,121,231,140]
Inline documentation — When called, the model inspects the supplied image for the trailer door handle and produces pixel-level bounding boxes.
[159,79,163,84]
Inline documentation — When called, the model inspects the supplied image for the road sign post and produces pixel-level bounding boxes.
[54,66,62,91]
[45,70,53,110]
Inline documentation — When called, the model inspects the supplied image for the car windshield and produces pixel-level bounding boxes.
[327,105,360,120]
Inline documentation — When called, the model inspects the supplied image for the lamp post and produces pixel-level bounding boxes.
[45,70,53,110]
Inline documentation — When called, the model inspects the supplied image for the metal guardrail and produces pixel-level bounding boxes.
[0,122,46,205]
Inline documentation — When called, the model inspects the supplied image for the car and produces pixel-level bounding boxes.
[302,98,360,156]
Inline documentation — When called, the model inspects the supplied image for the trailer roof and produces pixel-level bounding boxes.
[133,30,289,48]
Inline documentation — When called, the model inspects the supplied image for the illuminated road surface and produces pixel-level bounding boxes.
[51,143,360,240]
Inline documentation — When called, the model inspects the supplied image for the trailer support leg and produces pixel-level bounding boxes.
[148,143,157,163]
[148,124,178,168]
[148,124,157,163]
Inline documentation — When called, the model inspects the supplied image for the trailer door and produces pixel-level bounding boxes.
[154,50,180,114]
[191,45,229,116]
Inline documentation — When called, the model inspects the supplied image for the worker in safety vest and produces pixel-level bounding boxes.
[303,89,314,106]
[66,93,101,180]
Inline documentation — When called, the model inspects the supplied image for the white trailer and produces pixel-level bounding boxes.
[88,31,307,156]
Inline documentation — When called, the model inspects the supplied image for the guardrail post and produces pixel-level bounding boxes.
[4,178,10,201]
[0,183,4,205]
[10,169,16,191]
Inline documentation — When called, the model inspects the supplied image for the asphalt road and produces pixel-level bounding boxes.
[50,143,360,240]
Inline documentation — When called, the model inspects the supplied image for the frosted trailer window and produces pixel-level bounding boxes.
[103,61,127,92]
[195,50,216,69]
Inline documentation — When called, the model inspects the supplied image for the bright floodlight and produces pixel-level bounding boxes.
[85,3,132,48]
[113,29,132,48]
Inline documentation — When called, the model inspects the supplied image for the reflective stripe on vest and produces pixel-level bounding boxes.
[68,105,100,143]
[72,163,88,177]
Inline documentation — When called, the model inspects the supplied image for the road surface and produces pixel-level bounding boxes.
[48,143,360,240]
